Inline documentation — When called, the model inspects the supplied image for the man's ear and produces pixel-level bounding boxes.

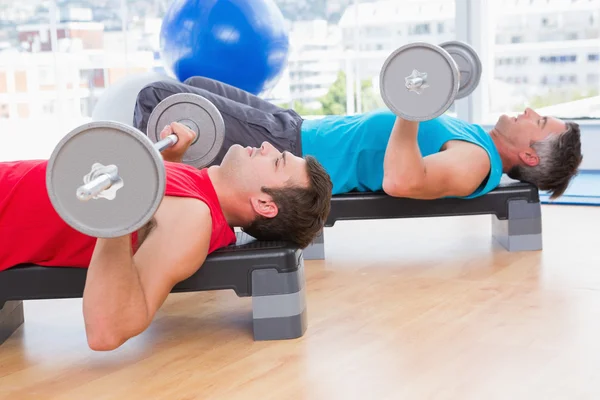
[518,149,540,167]
[250,194,279,219]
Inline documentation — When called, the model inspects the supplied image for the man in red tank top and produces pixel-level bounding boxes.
[0,122,332,351]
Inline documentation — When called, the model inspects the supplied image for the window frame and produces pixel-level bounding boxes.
[455,0,600,172]
[455,0,600,124]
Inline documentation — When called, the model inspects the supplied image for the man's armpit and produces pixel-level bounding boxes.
[136,217,157,249]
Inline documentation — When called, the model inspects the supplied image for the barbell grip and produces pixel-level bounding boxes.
[154,133,179,152]
[76,134,179,202]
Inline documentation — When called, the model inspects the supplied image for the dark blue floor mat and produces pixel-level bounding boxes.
[539,170,600,205]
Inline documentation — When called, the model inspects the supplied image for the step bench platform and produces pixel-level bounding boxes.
[305,178,542,260]
[0,233,306,346]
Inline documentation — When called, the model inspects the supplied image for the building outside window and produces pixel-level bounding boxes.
[0,0,598,163]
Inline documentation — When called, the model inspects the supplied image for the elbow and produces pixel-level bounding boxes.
[382,177,401,197]
[85,319,149,351]
[86,328,126,351]
[382,176,422,198]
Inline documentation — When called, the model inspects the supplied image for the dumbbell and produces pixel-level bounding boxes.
[379,41,482,121]
[46,93,225,238]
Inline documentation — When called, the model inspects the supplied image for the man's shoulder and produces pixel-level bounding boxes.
[442,140,506,198]
[164,164,217,199]
[143,197,213,276]
[440,141,488,169]
[152,197,212,250]
[160,196,212,221]
[444,139,490,157]
[163,168,236,251]
[439,142,493,193]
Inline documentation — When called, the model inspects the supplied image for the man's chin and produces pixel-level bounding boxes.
[495,114,511,130]
[223,144,243,159]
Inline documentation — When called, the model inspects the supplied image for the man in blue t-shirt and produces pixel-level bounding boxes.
[134,76,582,200]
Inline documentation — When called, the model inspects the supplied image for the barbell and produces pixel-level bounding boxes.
[380,40,482,121]
[46,93,226,238]
[46,40,480,238]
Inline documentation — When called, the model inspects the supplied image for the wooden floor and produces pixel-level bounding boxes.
[2,205,600,399]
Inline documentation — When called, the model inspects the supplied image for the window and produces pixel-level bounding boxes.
[410,23,431,35]
[0,0,458,143]
[0,0,162,161]
[484,0,600,122]
[275,0,456,116]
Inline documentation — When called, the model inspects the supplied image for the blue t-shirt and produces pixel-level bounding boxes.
[300,109,504,198]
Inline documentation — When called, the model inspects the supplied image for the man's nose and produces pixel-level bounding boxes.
[260,142,277,155]
[525,107,538,118]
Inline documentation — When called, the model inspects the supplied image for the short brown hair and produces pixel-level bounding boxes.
[243,156,332,248]
[507,121,582,199]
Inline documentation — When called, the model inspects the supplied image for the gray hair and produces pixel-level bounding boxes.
[507,122,582,199]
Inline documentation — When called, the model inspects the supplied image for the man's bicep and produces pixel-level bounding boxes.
[133,198,212,317]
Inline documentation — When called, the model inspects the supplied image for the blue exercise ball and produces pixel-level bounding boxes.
[159,0,289,95]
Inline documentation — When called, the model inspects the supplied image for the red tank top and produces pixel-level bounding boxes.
[0,160,236,272]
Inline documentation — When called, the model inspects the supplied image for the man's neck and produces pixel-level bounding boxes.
[206,166,250,227]
[489,128,516,173]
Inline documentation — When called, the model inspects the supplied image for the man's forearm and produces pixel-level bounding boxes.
[83,236,150,347]
[383,117,427,190]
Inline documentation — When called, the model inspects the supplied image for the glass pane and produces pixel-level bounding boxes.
[70,0,162,121]
[272,0,457,117]
[82,0,164,120]
[0,0,166,161]
[487,0,600,122]
[0,1,56,160]
[0,0,462,161]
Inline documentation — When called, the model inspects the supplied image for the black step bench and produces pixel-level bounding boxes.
[0,233,306,346]
[305,177,542,259]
